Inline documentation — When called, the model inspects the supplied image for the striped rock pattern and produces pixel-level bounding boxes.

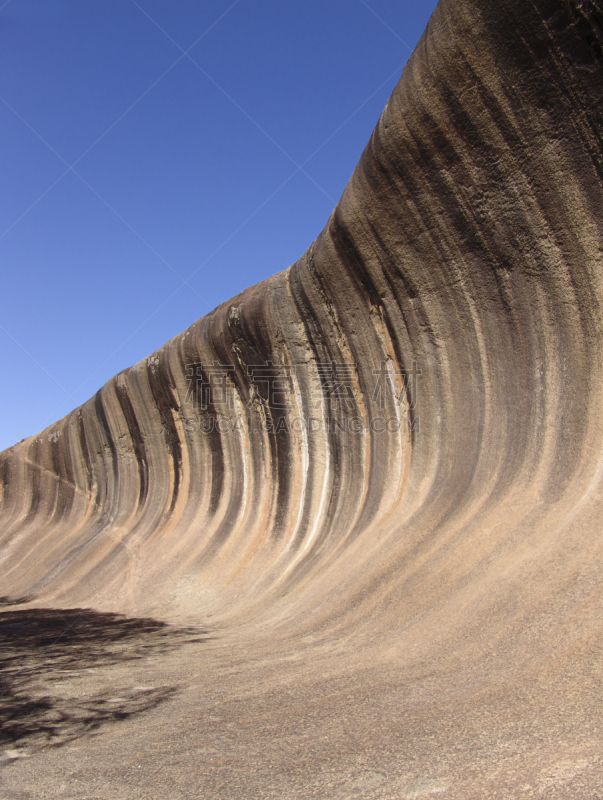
[2,0,603,659]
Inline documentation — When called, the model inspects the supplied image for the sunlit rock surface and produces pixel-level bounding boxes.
[2,0,603,796]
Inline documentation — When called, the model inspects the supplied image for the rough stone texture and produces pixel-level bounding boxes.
[2,0,603,796]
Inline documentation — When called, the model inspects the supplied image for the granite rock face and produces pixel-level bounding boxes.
[2,0,603,651]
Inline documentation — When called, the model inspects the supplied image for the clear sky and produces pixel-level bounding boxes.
[0,0,438,451]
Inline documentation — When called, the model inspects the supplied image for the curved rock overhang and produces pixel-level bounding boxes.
[1,0,603,666]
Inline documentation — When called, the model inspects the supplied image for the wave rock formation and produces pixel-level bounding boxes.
[2,0,603,793]
[3,0,603,627]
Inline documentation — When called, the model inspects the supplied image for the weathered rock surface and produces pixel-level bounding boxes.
[2,0,603,795]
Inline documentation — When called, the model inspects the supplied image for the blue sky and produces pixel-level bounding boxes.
[0,0,437,451]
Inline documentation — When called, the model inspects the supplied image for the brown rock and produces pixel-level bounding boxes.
[2,0,603,795]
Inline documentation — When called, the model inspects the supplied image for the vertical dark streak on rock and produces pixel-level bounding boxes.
[146,361,181,518]
[93,390,119,504]
[76,410,93,497]
[115,377,148,509]
[22,439,42,525]
[49,429,75,523]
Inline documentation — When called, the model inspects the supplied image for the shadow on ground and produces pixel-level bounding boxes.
[0,604,209,756]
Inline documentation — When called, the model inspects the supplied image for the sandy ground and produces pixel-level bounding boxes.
[1,606,602,799]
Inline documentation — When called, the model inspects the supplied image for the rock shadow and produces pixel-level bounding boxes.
[0,606,209,756]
